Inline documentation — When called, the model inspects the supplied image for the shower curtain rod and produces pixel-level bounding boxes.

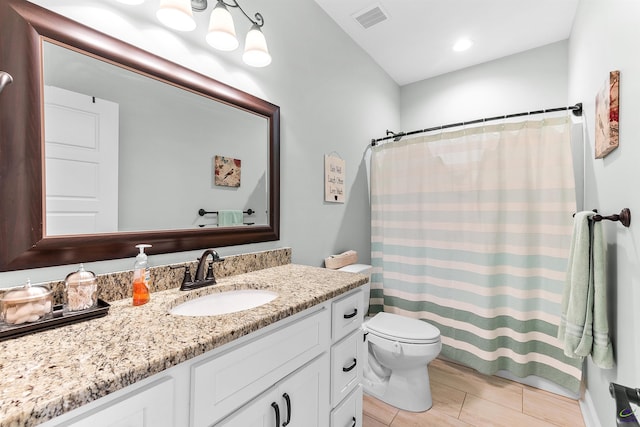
[370,102,583,146]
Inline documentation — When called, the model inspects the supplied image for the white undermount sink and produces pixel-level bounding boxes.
[170,289,278,316]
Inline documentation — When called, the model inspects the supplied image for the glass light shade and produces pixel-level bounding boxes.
[242,25,271,67]
[157,0,196,32]
[206,2,239,51]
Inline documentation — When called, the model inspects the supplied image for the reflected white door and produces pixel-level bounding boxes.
[44,85,119,235]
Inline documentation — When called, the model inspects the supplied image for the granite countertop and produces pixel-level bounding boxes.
[0,264,367,427]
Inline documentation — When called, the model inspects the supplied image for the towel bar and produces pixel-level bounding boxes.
[573,209,631,227]
[593,208,631,228]
[198,208,254,216]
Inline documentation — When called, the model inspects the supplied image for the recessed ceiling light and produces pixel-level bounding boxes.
[453,38,473,52]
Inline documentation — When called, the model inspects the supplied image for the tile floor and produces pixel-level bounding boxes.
[363,358,585,427]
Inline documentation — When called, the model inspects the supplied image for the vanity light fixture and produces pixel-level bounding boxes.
[154,0,271,67]
[206,1,238,51]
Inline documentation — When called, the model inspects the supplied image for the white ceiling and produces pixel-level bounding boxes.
[313,0,580,86]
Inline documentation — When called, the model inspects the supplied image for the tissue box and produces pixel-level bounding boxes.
[324,250,358,269]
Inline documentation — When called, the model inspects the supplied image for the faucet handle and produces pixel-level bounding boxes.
[206,261,216,283]
[170,265,193,287]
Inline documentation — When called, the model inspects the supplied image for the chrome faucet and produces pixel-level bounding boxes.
[178,249,223,291]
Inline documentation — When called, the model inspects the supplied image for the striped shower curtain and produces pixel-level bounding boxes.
[370,116,583,393]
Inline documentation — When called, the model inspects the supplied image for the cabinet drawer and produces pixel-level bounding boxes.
[331,289,363,342]
[191,307,330,427]
[331,329,363,407]
[331,385,362,427]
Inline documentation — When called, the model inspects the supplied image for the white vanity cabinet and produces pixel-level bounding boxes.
[329,288,365,427]
[37,285,365,427]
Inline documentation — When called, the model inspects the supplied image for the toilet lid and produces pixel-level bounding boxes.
[366,312,441,344]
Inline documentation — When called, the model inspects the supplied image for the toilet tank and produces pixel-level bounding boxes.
[337,264,372,317]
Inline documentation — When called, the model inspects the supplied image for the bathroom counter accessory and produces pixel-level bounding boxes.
[0,264,367,427]
[0,299,110,342]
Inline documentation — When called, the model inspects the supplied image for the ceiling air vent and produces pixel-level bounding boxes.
[353,5,388,29]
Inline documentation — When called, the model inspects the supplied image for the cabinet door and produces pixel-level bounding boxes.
[276,353,329,427]
[215,387,278,427]
[58,378,175,427]
[218,355,329,427]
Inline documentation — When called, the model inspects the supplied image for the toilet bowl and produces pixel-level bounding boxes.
[337,264,442,412]
[363,312,442,411]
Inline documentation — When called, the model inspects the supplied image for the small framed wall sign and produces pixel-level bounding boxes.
[324,154,345,203]
[214,155,241,187]
[595,70,620,159]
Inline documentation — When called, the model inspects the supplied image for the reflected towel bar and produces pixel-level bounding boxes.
[573,208,631,228]
[198,208,254,216]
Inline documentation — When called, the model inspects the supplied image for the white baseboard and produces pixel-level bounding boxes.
[580,388,602,427]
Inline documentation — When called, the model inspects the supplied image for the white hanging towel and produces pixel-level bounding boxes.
[558,211,614,368]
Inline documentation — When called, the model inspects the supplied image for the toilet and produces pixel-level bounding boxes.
[338,264,442,412]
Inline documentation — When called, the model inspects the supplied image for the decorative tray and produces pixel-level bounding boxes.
[0,299,110,342]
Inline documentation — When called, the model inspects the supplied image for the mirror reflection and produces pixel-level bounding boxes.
[42,41,269,236]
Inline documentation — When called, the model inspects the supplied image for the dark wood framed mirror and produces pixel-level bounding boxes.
[0,0,280,271]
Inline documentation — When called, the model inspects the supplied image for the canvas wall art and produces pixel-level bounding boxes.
[595,70,620,159]
[324,154,345,203]
[214,155,241,187]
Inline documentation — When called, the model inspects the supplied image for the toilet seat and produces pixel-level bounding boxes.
[366,312,440,344]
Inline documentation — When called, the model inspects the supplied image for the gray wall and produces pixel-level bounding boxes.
[569,1,640,426]
[400,41,570,130]
[0,0,399,285]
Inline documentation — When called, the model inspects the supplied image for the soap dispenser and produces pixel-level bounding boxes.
[132,244,152,306]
